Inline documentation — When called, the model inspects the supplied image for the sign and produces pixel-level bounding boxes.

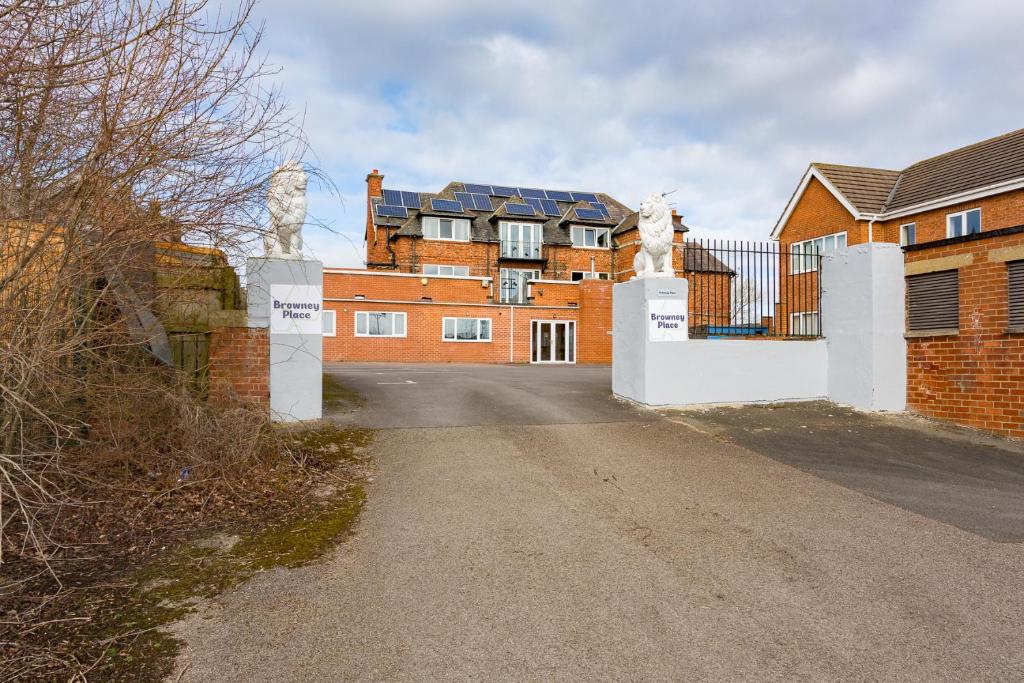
[270,284,323,335]
[648,299,687,342]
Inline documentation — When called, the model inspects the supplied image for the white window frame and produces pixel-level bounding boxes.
[790,232,847,274]
[571,226,610,249]
[442,317,492,343]
[499,268,541,304]
[946,208,981,238]
[423,264,470,277]
[899,223,916,246]
[571,271,610,281]
[422,216,471,241]
[354,311,407,338]
[322,309,336,337]
[530,319,577,364]
[790,311,820,336]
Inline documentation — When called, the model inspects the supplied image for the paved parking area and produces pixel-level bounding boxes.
[174,363,1024,681]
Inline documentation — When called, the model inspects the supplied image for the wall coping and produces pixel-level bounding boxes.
[902,224,1024,252]
[323,268,493,282]
[325,297,578,310]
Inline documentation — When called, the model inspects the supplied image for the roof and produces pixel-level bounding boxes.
[681,243,734,275]
[611,211,690,236]
[772,127,1024,238]
[811,164,900,214]
[373,181,635,245]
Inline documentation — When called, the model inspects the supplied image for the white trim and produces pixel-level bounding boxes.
[354,310,407,337]
[882,177,1024,221]
[899,222,917,247]
[945,207,981,238]
[531,279,580,285]
[422,263,471,277]
[529,319,577,364]
[322,309,336,337]
[771,166,862,239]
[422,215,471,242]
[789,231,847,274]
[441,316,492,343]
[323,268,491,283]
[570,225,611,249]
[790,311,820,336]
[570,271,610,281]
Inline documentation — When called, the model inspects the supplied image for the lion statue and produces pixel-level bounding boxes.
[632,192,674,278]
[263,160,307,259]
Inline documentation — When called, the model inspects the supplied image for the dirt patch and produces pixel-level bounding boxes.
[1,412,373,682]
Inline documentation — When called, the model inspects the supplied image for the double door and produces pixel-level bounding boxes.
[531,320,575,363]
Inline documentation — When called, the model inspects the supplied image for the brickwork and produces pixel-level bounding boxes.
[577,279,612,363]
[875,188,1024,245]
[208,326,269,409]
[904,229,1024,438]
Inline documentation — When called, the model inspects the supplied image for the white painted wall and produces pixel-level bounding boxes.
[822,243,906,411]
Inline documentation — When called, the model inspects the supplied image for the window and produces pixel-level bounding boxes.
[442,317,492,342]
[354,311,407,337]
[322,309,336,337]
[423,216,471,241]
[906,270,958,332]
[571,271,610,281]
[946,208,981,238]
[571,226,610,248]
[423,264,470,277]
[499,268,541,303]
[790,232,847,274]
[790,312,820,336]
[900,223,916,246]
[1008,261,1024,328]
[500,222,543,259]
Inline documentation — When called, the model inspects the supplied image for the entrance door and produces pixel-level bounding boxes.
[530,320,575,363]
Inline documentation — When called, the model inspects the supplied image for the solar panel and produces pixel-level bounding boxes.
[471,194,492,211]
[545,190,573,202]
[571,192,599,203]
[505,203,536,216]
[454,192,475,209]
[540,199,560,216]
[519,187,547,199]
[463,183,492,195]
[590,202,610,217]
[383,189,403,206]
[375,204,408,218]
[430,198,463,213]
[524,197,545,214]
[575,208,604,220]
[490,185,517,197]
[401,191,421,208]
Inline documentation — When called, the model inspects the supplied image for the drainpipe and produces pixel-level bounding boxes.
[867,215,878,243]
[509,305,514,363]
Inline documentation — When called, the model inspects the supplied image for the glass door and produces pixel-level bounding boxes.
[531,320,576,363]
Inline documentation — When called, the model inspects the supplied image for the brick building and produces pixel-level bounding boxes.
[322,172,732,364]
[772,127,1024,436]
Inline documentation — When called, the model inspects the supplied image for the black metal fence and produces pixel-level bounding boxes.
[683,239,823,339]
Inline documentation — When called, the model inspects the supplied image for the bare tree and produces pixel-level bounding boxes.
[730,277,761,326]
[0,0,306,565]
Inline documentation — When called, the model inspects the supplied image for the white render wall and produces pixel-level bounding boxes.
[611,242,907,411]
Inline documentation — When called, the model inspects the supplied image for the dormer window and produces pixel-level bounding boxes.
[423,216,471,241]
[572,226,610,248]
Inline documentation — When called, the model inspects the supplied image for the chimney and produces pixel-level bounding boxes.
[366,168,384,199]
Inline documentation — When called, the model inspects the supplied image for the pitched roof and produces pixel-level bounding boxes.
[811,163,900,214]
[885,128,1024,211]
[773,127,1024,238]
[681,243,734,275]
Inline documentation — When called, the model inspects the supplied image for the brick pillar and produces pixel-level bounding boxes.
[208,326,269,410]
[578,279,613,363]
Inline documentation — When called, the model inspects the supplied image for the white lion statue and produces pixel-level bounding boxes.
[632,192,675,278]
[263,160,307,259]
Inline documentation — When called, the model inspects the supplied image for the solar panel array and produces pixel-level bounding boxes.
[383,189,421,208]
[430,198,464,213]
[505,203,537,216]
[375,204,408,218]
[490,185,517,197]
[571,192,599,203]
[458,184,604,206]
[574,207,605,221]
[454,192,493,211]
[590,202,610,218]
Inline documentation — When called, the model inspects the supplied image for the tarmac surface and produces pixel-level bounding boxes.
[172,363,1024,681]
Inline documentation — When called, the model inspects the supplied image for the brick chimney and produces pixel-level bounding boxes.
[366,168,384,199]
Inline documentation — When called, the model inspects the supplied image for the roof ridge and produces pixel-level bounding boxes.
[901,127,1024,171]
[811,161,900,174]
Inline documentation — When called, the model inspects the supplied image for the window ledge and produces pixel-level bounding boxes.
[905,328,958,338]
[1006,326,1024,335]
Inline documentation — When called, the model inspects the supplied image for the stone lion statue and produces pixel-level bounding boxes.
[632,192,674,278]
[263,160,307,259]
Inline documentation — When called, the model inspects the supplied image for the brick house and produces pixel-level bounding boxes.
[321,171,732,364]
[772,127,1024,436]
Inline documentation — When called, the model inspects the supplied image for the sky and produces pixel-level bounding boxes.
[245,0,1024,268]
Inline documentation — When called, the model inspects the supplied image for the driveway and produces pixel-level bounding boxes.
[174,363,1024,681]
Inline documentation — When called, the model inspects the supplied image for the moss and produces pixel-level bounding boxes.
[323,373,365,411]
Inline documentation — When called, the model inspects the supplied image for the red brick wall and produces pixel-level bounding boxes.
[876,188,1024,245]
[208,326,268,409]
[904,229,1024,438]
[577,279,612,363]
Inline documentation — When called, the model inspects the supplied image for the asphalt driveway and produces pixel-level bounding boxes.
[173,363,1024,681]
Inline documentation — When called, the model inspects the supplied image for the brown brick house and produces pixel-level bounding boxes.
[772,127,1024,436]
[322,171,732,364]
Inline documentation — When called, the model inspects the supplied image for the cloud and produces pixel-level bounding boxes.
[241,0,1024,268]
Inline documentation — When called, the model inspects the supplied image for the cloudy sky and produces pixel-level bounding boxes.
[247,0,1024,268]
